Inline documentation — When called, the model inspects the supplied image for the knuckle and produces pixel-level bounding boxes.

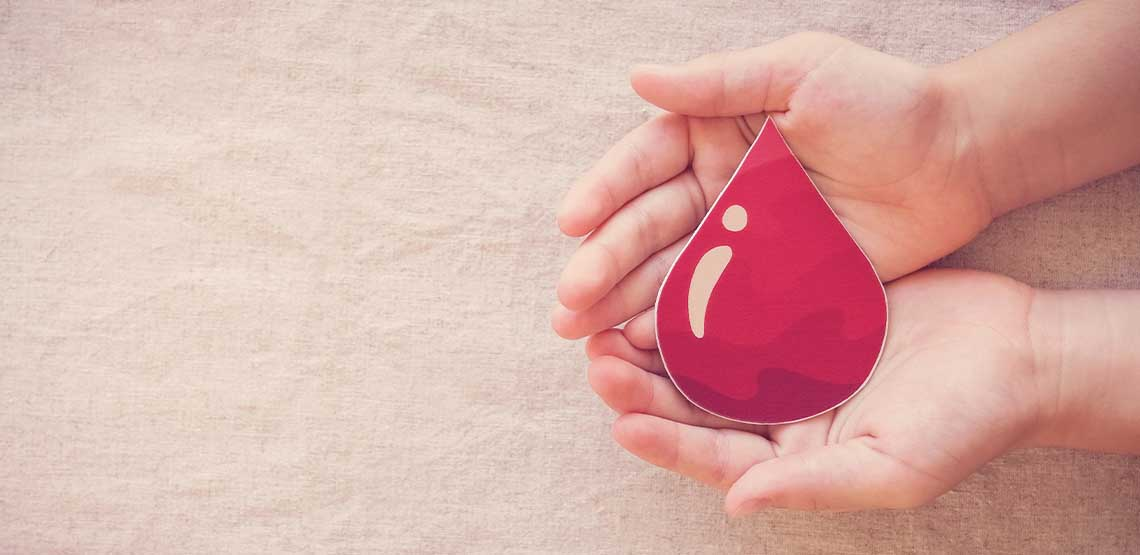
[711,430,730,488]
[624,141,651,184]
[630,203,656,250]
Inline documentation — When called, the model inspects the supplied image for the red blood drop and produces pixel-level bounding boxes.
[655,118,887,425]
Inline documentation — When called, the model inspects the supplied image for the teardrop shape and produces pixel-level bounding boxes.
[655,118,887,425]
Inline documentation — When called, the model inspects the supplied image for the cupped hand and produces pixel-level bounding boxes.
[553,32,993,339]
[584,269,1052,513]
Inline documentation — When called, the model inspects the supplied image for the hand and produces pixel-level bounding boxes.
[553,32,993,340]
[584,269,1051,512]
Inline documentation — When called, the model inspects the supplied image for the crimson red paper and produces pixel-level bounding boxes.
[655,118,887,425]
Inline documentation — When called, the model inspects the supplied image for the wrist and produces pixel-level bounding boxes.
[931,62,1031,221]
[1022,288,1140,453]
[1021,288,1068,449]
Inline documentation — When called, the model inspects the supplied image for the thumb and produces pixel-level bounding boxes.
[723,438,947,513]
[630,32,849,117]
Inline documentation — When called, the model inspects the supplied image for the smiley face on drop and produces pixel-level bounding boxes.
[656,118,887,425]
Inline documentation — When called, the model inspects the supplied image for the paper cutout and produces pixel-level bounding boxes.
[655,118,888,425]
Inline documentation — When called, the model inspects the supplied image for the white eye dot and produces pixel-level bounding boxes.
[722,204,747,232]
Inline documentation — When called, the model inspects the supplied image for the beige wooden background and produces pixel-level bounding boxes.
[2,1,1138,553]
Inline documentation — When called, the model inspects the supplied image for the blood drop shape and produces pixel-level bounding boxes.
[655,118,887,425]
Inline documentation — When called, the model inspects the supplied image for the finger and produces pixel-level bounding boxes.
[558,112,691,237]
[622,309,657,350]
[556,171,706,311]
[687,116,753,196]
[588,355,766,434]
[724,438,943,514]
[551,238,684,339]
[612,413,777,490]
[584,329,665,375]
[767,414,833,455]
[630,32,849,117]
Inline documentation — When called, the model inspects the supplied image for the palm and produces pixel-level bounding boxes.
[691,86,969,284]
[553,32,990,341]
[758,43,988,280]
[585,269,1043,511]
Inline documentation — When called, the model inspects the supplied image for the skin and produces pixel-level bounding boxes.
[553,32,991,332]
[554,0,1140,513]
[589,269,1043,512]
[585,271,1140,513]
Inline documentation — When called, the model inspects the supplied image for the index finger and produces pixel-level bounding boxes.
[557,112,691,237]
